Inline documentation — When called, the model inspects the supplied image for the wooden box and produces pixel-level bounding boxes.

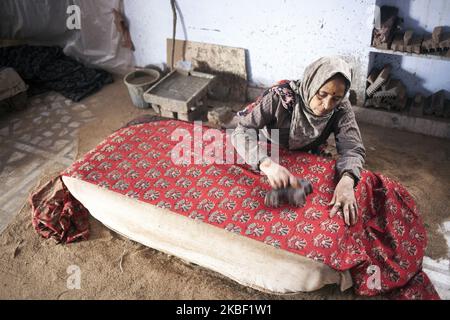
[143,70,216,116]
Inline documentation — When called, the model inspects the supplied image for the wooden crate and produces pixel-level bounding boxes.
[143,70,216,116]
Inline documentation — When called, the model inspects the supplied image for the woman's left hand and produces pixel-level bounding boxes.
[328,175,358,226]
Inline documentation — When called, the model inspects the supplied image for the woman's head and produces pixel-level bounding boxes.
[309,73,349,116]
[296,56,353,117]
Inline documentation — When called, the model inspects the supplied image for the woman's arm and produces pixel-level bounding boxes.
[333,101,366,185]
[231,92,276,171]
[231,93,298,189]
[329,101,366,226]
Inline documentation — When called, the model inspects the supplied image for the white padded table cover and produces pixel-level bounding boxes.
[63,176,353,294]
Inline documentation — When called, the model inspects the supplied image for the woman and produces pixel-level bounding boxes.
[231,56,365,227]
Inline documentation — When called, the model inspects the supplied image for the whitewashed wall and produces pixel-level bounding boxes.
[377,0,450,32]
[124,0,450,102]
[124,0,377,104]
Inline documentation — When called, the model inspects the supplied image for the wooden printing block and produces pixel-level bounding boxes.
[432,26,444,44]
[371,78,407,111]
[364,97,378,108]
[376,41,391,50]
[409,94,425,117]
[387,97,403,111]
[366,65,392,97]
[430,90,446,117]
[404,30,414,46]
[422,35,433,53]
[367,68,380,85]
[264,179,313,208]
[391,80,407,111]
[437,33,450,51]
[444,100,450,118]
[372,6,399,49]
[422,27,445,53]
[395,96,408,111]
[423,95,434,116]
[365,97,391,110]
[374,78,399,100]
[380,78,392,91]
[391,33,405,52]
[398,30,415,53]
[373,86,399,99]
[378,97,394,111]
[406,34,424,54]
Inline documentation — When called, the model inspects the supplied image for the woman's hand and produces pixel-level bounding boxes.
[259,158,299,190]
[328,174,358,226]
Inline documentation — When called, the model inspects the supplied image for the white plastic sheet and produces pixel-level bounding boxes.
[0,0,134,74]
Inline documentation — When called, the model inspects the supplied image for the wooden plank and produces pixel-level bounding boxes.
[167,39,247,102]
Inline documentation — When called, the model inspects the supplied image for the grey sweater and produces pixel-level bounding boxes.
[231,92,366,184]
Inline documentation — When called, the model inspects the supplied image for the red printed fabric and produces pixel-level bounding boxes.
[61,120,439,299]
[30,176,89,243]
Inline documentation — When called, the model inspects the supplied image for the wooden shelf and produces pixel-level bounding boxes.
[370,47,450,62]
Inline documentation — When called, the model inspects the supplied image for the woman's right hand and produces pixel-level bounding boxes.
[259,158,299,189]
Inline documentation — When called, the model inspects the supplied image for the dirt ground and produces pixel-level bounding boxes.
[361,123,449,259]
[0,78,448,299]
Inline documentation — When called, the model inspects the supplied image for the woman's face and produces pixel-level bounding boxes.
[309,77,347,116]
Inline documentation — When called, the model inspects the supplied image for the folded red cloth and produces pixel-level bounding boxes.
[31,119,439,299]
[30,176,89,243]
